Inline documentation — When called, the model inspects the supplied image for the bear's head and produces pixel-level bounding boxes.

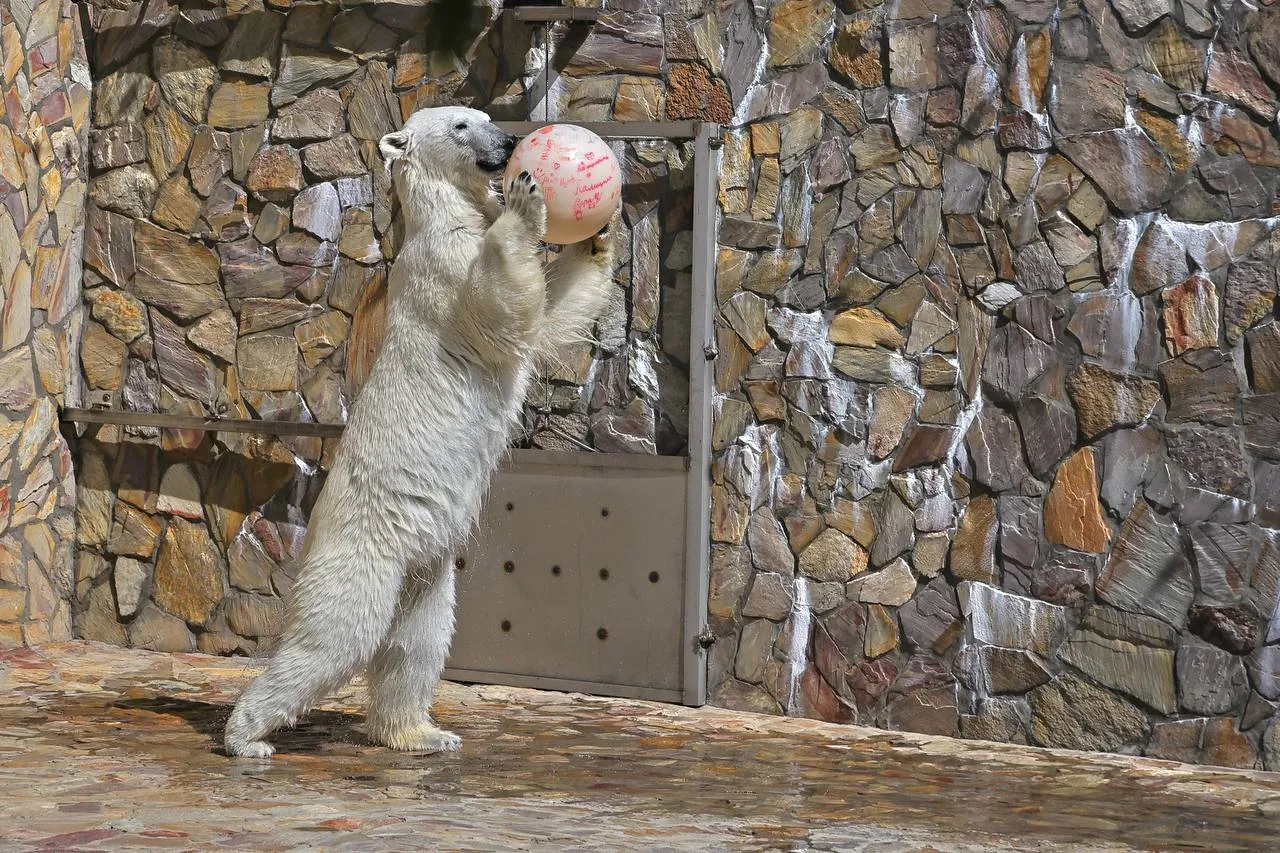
[378,107,517,193]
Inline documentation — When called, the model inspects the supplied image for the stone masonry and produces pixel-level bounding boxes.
[50,0,1280,771]
[0,0,90,649]
[703,0,1280,773]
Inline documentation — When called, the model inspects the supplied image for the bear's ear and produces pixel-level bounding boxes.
[379,131,409,169]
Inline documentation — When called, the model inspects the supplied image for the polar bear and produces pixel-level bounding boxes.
[223,107,615,758]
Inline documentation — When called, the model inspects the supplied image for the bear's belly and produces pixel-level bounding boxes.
[314,333,528,562]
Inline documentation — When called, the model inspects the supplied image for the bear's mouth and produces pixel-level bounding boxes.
[477,155,509,172]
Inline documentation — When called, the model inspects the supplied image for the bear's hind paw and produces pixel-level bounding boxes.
[372,722,463,754]
[227,739,276,759]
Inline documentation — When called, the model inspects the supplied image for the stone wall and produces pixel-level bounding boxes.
[0,0,90,648]
[704,0,1280,771]
[66,0,1280,770]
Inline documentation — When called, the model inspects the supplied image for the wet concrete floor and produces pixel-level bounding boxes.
[1,642,1279,851]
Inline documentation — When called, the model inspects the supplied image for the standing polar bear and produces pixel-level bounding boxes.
[224,107,615,758]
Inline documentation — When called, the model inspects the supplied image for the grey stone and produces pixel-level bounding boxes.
[151,310,219,405]
[1096,502,1194,629]
[225,593,286,638]
[112,558,149,619]
[273,47,359,107]
[1057,129,1174,215]
[1030,675,1149,752]
[1016,395,1077,478]
[1160,350,1239,427]
[1050,62,1125,134]
[735,619,774,684]
[742,573,794,621]
[219,9,284,78]
[274,89,346,142]
[966,405,1032,492]
[292,183,342,243]
[1168,425,1252,499]
[1190,523,1253,605]
[960,582,1068,656]
[870,490,915,567]
[1248,645,1280,700]
[958,644,1052,695]
[128,605,196,653]
[1060,630,1176,714]
[1177,636,1250,715]
[983,324,1054,402]
[896,579,961,657]
[90,124,146,170]
[747,511,795,575]
[999,496,1043,570]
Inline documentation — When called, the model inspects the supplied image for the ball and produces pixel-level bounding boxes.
[503,124,621,245]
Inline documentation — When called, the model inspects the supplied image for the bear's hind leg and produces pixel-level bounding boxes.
[364,559,462,753]
[224,549,405,758]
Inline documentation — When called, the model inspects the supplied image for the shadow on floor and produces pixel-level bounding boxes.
[112,696,370,757]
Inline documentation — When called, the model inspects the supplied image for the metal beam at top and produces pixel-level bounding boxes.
[493,121,699,140]
[510,7,601,24]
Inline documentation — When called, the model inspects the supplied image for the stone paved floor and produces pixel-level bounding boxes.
[2,644,1280,852]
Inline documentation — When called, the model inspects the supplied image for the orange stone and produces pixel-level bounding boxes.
[1162,273,1220,355]
[1045,449,1111,554]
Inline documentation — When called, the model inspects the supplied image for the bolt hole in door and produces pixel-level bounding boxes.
[600,507,609,517]
[504,561,515,573]
[596,628,608,640]
[506,502,514,511]
[501,620,511,632]
[599,568,609,580]
[649,571,659,583]
[551,565,561,576]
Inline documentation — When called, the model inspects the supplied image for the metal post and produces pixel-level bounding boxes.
[681,122,720,707]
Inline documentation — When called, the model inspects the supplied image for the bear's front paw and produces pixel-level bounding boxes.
[588,222,614,260]
[505,171,546,240]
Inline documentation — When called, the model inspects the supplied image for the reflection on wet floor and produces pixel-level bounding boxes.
[2,643,1279,851]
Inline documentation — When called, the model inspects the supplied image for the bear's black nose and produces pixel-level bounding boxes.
[502,133,518,152]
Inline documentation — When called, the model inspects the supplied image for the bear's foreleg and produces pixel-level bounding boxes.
[453,171,549,365]
[534,224,616,368]
[363,559,462,752]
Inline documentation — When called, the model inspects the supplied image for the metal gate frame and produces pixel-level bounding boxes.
[449,120,721,706]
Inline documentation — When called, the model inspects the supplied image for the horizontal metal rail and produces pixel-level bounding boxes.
[510,6,601,23]
[64,408,345,438]
[493,120,699,140]
[60,409,687,472]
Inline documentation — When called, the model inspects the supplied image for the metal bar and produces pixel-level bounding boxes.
[63,408,345,438]
[511,7,601,24]
[442,668,683,704]
[680,122,720,708]
[493,120,698,140]
[61,409,686,473]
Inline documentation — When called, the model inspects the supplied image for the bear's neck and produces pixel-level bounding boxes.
[405,177,492,239]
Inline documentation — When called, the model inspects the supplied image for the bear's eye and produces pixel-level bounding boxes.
[454,122,468,130]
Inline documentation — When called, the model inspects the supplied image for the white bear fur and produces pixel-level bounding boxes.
[224,107,615,758]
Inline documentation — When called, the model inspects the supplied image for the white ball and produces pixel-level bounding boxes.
[503,124,621,245]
